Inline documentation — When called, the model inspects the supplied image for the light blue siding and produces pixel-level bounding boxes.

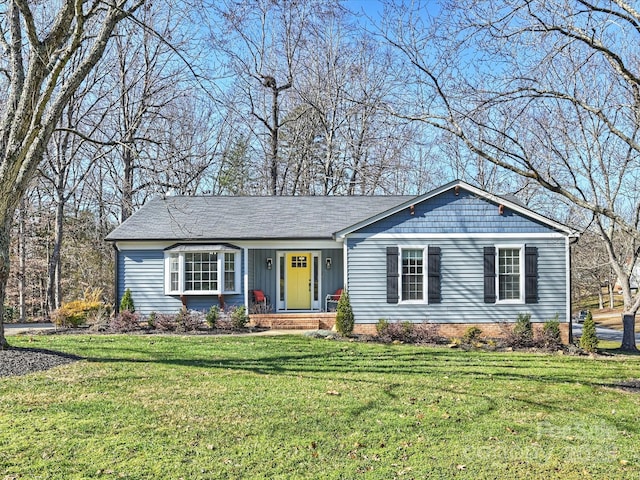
[118,250,181,314]
[118,249,244,315]
[356,190,561,235]
[347,236,567,325]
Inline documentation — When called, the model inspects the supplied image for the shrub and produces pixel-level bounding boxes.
[51,289,105,327]
[580,311,599,352]
[538,316,562,348]
[376,318,389,334]
[176,310,203,332]
[230,306,249,329]
[120,288,135,313]
[206,305,220,329]
[376,320,438,344]
[335,290,354,336]
[110,311,141,333]
[509,312,533,347]
[147,311,157,328]
[153,313,177,332]
[462,326,483,344]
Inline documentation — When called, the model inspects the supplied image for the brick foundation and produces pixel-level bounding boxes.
[353,322,570,345]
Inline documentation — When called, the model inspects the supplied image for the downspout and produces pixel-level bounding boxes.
[568,235,579,344]
[113,243,120,315]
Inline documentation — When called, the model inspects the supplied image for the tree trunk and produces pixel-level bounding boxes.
[270,89,279,196]
[621,313,637,351]
[609,282,615,308]
[0,215,11,349]
[17,197,26,322]
[46,199,64,313]
[598,289,604,309]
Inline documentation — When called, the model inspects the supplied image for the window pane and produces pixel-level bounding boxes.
[224,252,235,291]
[498,248,520,300]
[169,254,179,291]
[185,252,218,291]
[402,249,423,300]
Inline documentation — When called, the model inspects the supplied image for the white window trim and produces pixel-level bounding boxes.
[164,248,241,295]
[398,246,428,304]
[495,244,525,305]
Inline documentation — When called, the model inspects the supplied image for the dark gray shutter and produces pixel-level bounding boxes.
[525,246,538,304]
[386,246,399,304]
[484,246,496,303]
[427,246,441,303]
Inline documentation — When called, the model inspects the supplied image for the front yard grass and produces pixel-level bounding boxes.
[2,334,640,479]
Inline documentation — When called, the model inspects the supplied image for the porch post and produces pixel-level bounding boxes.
[243,247,249,311]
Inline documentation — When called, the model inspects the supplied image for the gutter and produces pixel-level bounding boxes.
[113,244,120,315]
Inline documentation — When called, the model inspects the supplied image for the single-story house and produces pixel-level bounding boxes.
[105,180,577,341]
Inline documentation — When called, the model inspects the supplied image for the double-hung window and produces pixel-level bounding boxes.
[165,246,240,295]
[401,248,425,302]
[496,245,524,303]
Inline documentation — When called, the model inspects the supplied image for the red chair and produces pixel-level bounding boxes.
[325,288,343,311]
[250,289,270,313]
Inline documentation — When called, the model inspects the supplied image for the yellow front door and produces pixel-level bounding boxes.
[286,252,311,309]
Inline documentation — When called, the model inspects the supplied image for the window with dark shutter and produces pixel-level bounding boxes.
[427,246,441,303]
[525,246,538,304]
[386,246,399,304]
[484,246,496,303]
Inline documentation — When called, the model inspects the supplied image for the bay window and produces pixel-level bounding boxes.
[165,246,240,295]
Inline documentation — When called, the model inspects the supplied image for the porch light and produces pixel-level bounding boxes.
[325,257,332,270]
[266,257,273,269]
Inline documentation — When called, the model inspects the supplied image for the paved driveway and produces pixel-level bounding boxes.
[4,323,56,335]
[572,322,640,343]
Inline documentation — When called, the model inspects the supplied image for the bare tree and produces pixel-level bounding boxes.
[383,0,640,350]
[0,0,145,348]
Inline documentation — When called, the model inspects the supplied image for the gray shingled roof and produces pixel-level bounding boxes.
[105,195,414,241]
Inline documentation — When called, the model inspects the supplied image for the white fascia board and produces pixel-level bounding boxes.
[334,180,577,239]
[115,240,175,250]
[116,239,343,251]
[345,232,568,240]
[231,239,343,250]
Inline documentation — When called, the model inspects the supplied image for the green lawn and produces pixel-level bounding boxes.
[2,335,640,479]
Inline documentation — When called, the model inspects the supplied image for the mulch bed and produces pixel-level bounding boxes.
[0,347,81,378]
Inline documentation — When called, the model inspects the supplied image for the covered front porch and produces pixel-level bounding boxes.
[246,245,344,314]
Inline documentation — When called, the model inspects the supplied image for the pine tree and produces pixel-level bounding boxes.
[580,311,598,352]
[335,290,354,336]
[120,288,135,313]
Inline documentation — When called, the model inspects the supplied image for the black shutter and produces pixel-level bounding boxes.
[386,246,399,304]
[525,246,538,304]
[484,246,496,303]
[427,246,441,303]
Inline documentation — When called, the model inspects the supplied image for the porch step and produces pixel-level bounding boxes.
[250,312,336,330]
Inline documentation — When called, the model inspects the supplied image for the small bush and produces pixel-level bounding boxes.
[335,290,354,336]
[580,311,599,352]
[120,288,135,313]
[51,289,105,327]
[230,306,249,329]
[110,311,141,333]
[206,306,220,329]
[538,316,562,348]
[462,326,483,344]
[176,310,203,332]
[153,313,177,332]
[377,320,439,344]
[376,318,389,334]
[147,311,157,328]
[507,312,533,347]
